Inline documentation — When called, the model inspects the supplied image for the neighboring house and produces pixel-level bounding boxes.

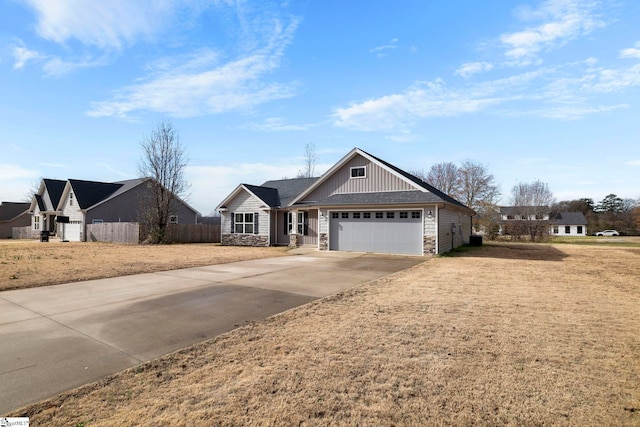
[216,147,475,256]
[29,178,199,241]
[549,212,588,236]
[499,206,587,237]
[499,206,550,221]
[0,202,31,238]
[30,178,66,235]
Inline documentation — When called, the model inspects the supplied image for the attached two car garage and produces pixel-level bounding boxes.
[329,210,423,256]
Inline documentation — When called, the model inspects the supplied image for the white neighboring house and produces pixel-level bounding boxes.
[31,178,199,241]
[549,212,588,236]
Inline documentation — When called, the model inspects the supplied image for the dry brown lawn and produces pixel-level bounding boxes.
[0,240,288,291]
[9,242,640,426]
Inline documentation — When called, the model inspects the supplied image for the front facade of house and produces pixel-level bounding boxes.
[30,178,199,241]
[549,212,588,236]
[217,148,474,256]
[499,207,588,237]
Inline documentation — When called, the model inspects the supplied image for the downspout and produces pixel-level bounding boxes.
[435,205,439,255]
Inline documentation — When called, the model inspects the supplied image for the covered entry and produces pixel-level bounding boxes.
[329,210,422,255]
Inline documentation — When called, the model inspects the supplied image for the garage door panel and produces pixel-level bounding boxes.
[329,211,422,255]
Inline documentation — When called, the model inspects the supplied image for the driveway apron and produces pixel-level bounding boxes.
[0,251,423,414]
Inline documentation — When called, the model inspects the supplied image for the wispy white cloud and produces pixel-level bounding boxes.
[333,57,640,131]
[455,61,494,78]
[11,45,41,69]
[619,41,640,59]
[500,0,606,64]
[0,164,39,180]
[88,18,299,118]
[244,117,311,132]
[626,160,640,166]
[370,38,399,57]
[22,0,182,50]
[333,79,501,131]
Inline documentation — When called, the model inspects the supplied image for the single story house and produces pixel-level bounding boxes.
[0,202,31,238]
[216,147,475,256]
[30,177,199,241]
[550,212,588,236]
[499,206,588,237]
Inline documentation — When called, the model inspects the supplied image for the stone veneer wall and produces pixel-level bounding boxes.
[222,234,269,247]
[289,233,299,248]
[423,236,436,255]
[319,233,328,250]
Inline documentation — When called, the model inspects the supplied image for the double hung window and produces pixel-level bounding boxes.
[234,213,255,234]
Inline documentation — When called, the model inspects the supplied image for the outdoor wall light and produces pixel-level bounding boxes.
[427,210,433,218]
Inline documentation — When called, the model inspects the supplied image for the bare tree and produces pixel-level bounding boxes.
[508,180,554,241]
[23,177,43,202]
[297,142,316,178]
[425,162,461,197]
[138,119,190,243]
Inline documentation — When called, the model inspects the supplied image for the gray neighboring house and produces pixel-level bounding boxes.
[29,177,199,241]
[550,212,588,236]
[0,202,31,238]
[216,147,475,256]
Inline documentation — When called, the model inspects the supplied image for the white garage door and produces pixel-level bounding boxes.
[329,211,423,255]
[62,221,82,241]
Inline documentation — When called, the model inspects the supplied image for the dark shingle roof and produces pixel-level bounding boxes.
[0,202,30,221]
[244,184,280,208]
[308,191,449,206]
[68,179,123,210]
[551,212,587,225]
[358,148,471,211]
[261,178,319,207]
[44,179,66,208]
[35,194,45,211]
[500,206,547,214]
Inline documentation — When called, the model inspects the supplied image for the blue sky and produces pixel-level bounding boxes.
[1,0,639,215]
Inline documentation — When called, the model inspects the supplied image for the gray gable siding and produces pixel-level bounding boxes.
[221,190,269,235]
[300,154,416,203]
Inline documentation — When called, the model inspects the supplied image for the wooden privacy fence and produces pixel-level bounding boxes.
[164,223,220,243]
[12,226,36,239]
[86,222,220,244]
[87,222,140,244]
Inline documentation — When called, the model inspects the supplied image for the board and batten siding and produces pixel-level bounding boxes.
[301,155,415,203]
[58,190,85,241]
[222,190,269,235]
[437,208,462,254]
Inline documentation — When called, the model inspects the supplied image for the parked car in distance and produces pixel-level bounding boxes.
[595,230,619,236]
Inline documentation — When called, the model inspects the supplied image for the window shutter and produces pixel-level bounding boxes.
[254,212,259,234]
[283,212,288,235]
[304,212,309,235]
[230,212,235,233]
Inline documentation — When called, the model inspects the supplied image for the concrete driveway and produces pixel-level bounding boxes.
[0,251,423,414]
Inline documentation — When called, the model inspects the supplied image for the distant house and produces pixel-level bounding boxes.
[499,206,588,237]
[29,178,199,241]
[550,212,588,236]
[216,147,475,256]
[0,202,31,238]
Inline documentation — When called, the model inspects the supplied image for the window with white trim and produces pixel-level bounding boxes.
[169,215,178,224]
[34,216,40,230]
[297,211,309,235]
[234,213,254,234]
[577,226,583,234]
[350,166,366,178]
[69,192,74,206]
[411,211,421,219]
[565,226,571,234]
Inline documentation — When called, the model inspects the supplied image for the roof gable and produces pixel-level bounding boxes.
[290,147,471,210]
[67,179,123,210]
[261,178,318,206]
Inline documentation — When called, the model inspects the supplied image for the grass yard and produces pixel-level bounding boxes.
[9,242,640,426]
[0,240,288,291]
